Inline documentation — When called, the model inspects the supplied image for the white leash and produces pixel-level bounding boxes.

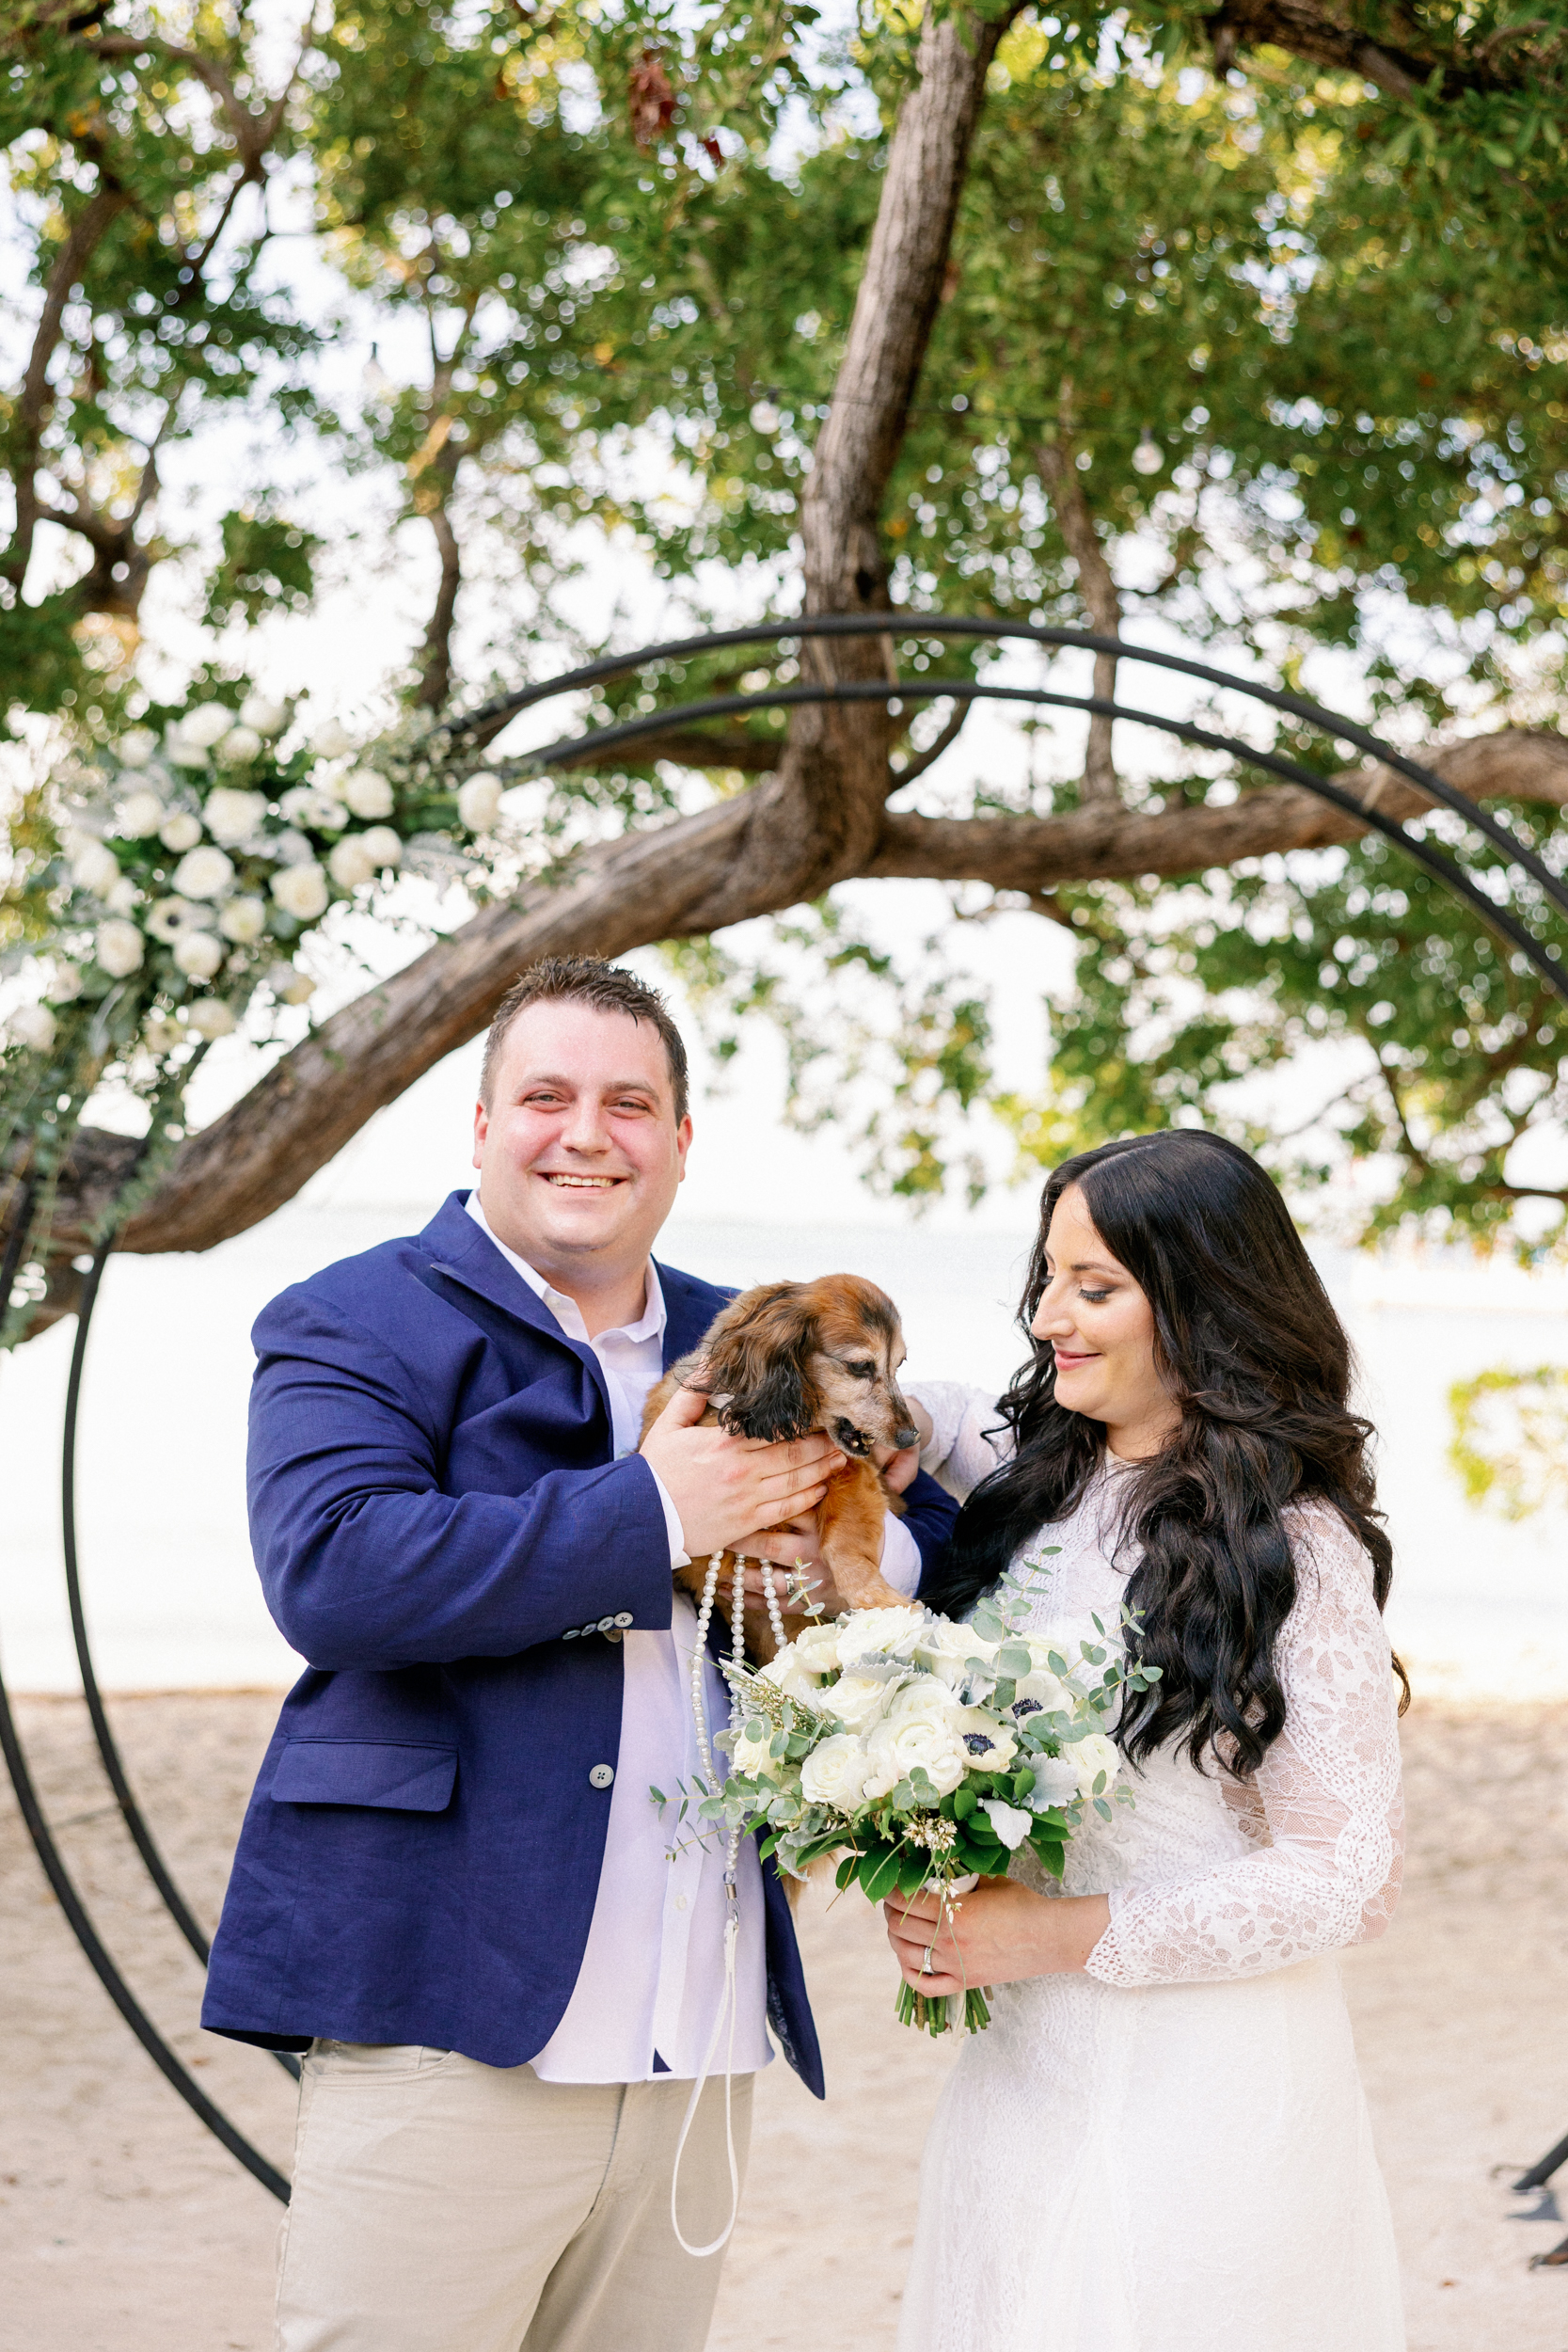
[671,1551,788,2258]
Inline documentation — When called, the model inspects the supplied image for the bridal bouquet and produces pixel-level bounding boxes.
[703,1555,1160,2034]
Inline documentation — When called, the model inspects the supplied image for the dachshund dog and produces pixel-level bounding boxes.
[640,1275,921,1658]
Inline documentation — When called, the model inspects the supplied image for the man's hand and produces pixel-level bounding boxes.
[640,1383,845,1560]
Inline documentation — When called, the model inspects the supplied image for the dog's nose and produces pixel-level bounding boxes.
[895,1424,919,1451]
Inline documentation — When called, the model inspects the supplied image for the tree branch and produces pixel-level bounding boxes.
[1206,0,1558,99]
[6,186,131,594]
[1037,405,1122,803]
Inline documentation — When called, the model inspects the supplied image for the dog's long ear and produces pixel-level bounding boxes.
[701,1283,817,1441]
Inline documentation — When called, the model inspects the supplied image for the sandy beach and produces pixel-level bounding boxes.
[4,1686,1567,2352]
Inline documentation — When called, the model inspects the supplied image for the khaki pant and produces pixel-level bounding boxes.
[276,2042,754,2352]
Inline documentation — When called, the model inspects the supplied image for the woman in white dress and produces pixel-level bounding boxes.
[887,1130,1408,2352]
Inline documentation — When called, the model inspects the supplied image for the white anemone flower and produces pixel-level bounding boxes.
[159,811,203,852]
[342,767,394,818]
[172,930,224,980]
[457,771,504,832]
[146,896,204,943]
[202,787,268,847]
[214,724,263,768]
[279,784,348,832]
[271,862,329,920]
[118,789,166,839]
[8,1002,57,1052]
[184,996,237,1040]
[180,701,238,750]
[96,918,147,977]
[115,727,159,769]
[308,717,355,760]
[141,1013,186,1055]
[239,691,290,737]
[172,845,235,901]
[47,962,84,1003]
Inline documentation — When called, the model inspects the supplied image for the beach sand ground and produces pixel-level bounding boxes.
[3,1690,1565,2352]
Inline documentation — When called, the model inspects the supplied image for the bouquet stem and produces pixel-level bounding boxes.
[895,1981,992,2036]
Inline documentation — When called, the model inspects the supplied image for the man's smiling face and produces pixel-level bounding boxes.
[472,997,691,1291]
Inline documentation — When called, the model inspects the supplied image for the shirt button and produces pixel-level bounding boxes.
[675,1893,689,1912]
[589,1764,615,1790]
[612,1613,634,1629]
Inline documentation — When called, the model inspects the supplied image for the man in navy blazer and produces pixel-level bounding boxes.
[203,956,958,2352]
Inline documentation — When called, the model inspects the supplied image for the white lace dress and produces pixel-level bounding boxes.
[898,1385,1406,2352]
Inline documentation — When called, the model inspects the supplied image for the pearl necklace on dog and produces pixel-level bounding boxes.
[670,1549,788,2259]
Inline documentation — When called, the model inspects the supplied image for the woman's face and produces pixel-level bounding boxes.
[1029,1183,1180,1459]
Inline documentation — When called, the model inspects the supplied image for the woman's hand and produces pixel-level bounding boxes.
[883,1878,1111,1995]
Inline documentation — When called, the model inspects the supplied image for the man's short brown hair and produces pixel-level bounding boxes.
[479,957,690,1122]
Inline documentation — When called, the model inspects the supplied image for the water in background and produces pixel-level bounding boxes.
[3,1195,1565,1697]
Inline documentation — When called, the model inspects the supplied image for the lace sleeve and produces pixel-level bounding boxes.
[905,1380,1013,1500]
[1085,1503,1404,1988]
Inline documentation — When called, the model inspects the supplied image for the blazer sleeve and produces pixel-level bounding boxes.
[898,1468,960,1595]
[247,1287,677,1671]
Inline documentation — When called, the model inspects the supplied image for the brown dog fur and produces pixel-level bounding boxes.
[639,1274,921,1661]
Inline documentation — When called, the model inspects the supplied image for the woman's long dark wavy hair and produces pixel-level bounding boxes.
[922,1132,1407,1775]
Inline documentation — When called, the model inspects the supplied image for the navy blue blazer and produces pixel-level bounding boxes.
[201,1191,958,2096]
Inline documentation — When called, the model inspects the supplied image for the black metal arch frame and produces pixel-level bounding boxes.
[3,613,1563,2212]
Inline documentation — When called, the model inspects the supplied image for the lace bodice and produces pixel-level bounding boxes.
[909,1381,1404,1988]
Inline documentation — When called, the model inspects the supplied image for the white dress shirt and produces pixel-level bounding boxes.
[464,1192,919,2084]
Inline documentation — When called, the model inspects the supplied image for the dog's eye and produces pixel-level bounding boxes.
[846,1360,877,1381]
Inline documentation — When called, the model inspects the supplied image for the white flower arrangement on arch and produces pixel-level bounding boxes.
[2,679,514,1315]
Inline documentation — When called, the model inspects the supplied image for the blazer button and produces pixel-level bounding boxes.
[562,1629,579,1641]
[589,1764,615,1790]
[612,1613,634,1629]
[596,1616,615,1633]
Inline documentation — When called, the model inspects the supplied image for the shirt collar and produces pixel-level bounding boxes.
[465,1191,666,1346]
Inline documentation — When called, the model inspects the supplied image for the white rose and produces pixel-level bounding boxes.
[799,1733,876,1811]
[71,839,122,897]
[265,961,317,1005]
[202,787,267,846]
[181,701,237,750]
[8,1002,56,1052]
[239,691,290,737]
[279,785,348,832]
[913,1615,1000,1689]
[106,876,139,915]
[727,1721,783,1781]
[141,1012,185,1054]
[47,962,84,1003]
[759,1650,828,1708]
[457,771,504,832]
[309,718,355,760]
[862,1708,968,1801]
[173,930,224,980]
[823,1670,895,1732]
[165,728,210,771]
[118,789,166,838]
[184,996,236,1041]
[980,1797,1036,1850]
[172,845,235,901]
[787,1622,843,1677]
[115,727,158,769]
[359,825,402,869]
[271,827,314,866]
[833,1606,927,1670]
[328,834,378,889]
[214,724,262,767]
[1071,1732,1121,1799]
[219,895,267,944]
[342,767,394,818]
[95,917,146,977]
[146,896,204,943]
[271,862,329,920]
[159,811,203,852]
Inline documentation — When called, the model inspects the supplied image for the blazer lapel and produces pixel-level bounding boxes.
[655,1258,731,1370]
[420,1191,614,1429]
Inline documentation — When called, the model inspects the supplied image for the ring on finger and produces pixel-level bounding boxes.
[921,1943,938,1976]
